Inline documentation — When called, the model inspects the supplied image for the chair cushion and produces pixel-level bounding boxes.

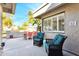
[43,40,49,49]
[44,39,53,49]
[53,34,65,45]
[37,32,44,39]
[45,42,49,49]
[34,38,41,41]
[52,34,59,43]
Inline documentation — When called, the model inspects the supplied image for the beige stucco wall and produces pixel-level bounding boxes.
[0,4,2,46]
[41,3,79,55]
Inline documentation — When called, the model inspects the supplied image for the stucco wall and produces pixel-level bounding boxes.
[41,3,79,55]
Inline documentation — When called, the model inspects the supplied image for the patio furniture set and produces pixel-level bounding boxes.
[33,32,67,56]
[24,31,37,40]
[5,31,67,56]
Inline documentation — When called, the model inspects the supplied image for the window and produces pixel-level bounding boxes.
[43,18,52,31]
[43,19,47,31]
[52,17,57,31]
[43,13,64,32]
[58,14,64,31]
[47,18,52,31]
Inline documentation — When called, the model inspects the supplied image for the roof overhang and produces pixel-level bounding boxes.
[33,3,65,18]
[1,3,16,14]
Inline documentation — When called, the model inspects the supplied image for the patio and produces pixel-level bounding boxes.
[0,37,75,56]
[0,37,47,56]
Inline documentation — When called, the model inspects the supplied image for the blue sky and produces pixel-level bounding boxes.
[12,3,42,26]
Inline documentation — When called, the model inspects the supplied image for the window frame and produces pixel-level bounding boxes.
[58,13,65,31]
[43,13,65,33]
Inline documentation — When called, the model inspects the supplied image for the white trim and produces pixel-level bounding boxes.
[33,3,65,18]
[57,15,59,31]
[44,31,65,33]
[33,3,48,14]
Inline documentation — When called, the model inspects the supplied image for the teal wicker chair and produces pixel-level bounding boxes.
[44,34,67,56]
[33,32,44,46]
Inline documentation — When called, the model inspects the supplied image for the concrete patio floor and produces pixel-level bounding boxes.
[0,37,75,56]
[0,37,47,56]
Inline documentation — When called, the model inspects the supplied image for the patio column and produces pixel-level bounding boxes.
[0,4,2,47]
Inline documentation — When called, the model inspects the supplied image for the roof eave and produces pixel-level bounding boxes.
[1,3,16,14]
[33,3,65,18]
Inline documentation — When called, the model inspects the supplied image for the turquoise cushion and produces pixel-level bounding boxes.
[37,32,44,39]
[34,38,41,41]
[45,43,49,49]
[44,40,49,49]
[52,34,59,43]
[43,39,46,48]
[53,34,64,45]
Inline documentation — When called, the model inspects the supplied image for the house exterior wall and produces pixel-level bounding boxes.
[41,3,79,55]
